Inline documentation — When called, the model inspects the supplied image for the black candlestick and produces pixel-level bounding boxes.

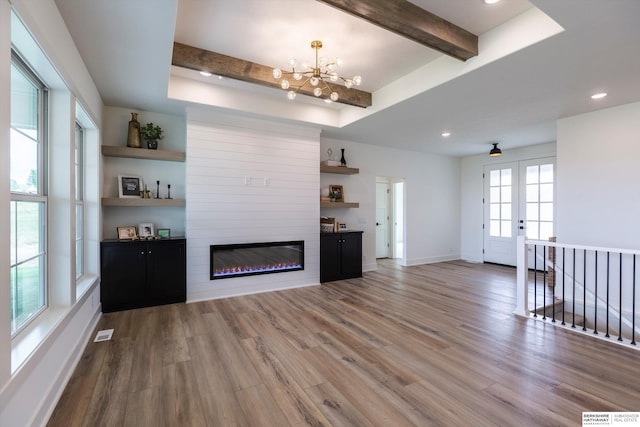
[167,184,172,199]
[155,180,161,199]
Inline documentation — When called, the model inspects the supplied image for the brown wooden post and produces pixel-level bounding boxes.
[548,236,556,288]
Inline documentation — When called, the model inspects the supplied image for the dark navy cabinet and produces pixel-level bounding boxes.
[100,238,186,312]
[320,231,363,282]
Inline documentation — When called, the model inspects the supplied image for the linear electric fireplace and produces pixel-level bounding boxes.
[210,240,304,280]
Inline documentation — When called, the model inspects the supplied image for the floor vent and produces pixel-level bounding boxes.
[94,329,114,342]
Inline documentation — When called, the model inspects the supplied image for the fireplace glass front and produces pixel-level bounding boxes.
[210,240,304,280]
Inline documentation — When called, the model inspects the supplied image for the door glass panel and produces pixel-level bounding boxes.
[540,164,553,182]
[490,187,500,201]
[524,163,554,240]
[490,169,500,185]
[540,203,553,221]
[501,203,511,220]
[488,167,513,237]
[501,169,512,185]
[540,183,554,202]
[490,204,500,219]
[501,186,511,202]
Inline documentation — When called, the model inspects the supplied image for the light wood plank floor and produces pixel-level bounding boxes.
[48,261,640,427]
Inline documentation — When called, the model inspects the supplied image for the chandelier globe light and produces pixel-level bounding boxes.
[273,40,361,102]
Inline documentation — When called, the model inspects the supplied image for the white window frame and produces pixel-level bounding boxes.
[9,50,49,336]
[75,122,85,280]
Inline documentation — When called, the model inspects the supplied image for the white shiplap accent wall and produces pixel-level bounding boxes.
[186,110,320,301]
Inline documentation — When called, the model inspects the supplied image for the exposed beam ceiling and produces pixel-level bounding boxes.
[316,0,478,61]
[172,42,373,108]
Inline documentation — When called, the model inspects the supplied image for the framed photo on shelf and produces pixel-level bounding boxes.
[138,223,155,238]
[117,226,137,240]
[118,175,142,198]
[157,228,171,239]
[329,185,344,202]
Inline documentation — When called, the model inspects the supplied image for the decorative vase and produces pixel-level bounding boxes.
[146,139,158,150]
[340,148,346,166]
[126,112,141,148]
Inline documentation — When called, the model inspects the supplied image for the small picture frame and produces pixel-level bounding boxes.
[157,228,171,239]
[118,175,142,198]
[329,185,344,202]
[138,223,155,238]
[117,226,137,240]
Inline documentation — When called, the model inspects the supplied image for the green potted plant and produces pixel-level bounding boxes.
[140,122,164,149]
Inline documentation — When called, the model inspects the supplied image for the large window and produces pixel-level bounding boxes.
[10,53,48,334]
[75,122,84,280]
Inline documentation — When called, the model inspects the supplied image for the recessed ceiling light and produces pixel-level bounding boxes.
[484,0,501,4]
[441,131,451,137]
[591,92,607,99]
[199,71,213,77]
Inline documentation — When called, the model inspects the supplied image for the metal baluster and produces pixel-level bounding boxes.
[552,243,556,323]
[572,248,576,328]
[606,252,610,338]
[632,255,636,345]
[562,248,566,326]
[594,251,598,335]
[543,245,547,320]
[619,253,623,342]
[583,249,587,331]
[533,244,537,318]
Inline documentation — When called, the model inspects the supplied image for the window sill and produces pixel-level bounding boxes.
[11,275,100,375]
[77,274,98,299]
[11,307,68,374]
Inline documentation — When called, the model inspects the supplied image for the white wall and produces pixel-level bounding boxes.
[460,142,556,262]
[321,138,461,269]
[185,109,321,301]
[0,1,103,426]
[101,106,186,238]
[557,101,640,250]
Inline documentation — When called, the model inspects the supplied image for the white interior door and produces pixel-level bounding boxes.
[392,181,404,259]
[484,163,518,266]
[376,181,390,258]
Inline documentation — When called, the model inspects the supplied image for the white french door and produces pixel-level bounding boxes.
[484,162,518,265]
[483,157,555,266]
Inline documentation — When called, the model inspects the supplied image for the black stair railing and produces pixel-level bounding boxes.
[516,237,640,348]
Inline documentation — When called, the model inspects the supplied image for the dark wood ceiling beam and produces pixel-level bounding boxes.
[316,0,478,61]
[172,42,372,108]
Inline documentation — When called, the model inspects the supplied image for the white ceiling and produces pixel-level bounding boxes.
[54,0,640,156]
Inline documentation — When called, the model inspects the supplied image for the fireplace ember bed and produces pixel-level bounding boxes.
[210,240,304,280]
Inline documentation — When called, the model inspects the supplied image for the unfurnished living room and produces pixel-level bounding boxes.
[2,1,640,426]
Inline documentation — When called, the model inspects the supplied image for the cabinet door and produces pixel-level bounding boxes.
[320,234,341,282]
[340,233,363,279]
[146,240,186,304]
[101,242,147,312]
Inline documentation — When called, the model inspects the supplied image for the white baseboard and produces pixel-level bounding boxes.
[405,254,459,267]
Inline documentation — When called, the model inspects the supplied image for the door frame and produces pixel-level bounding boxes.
[482,157,556,266]
[376,176,406,263]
